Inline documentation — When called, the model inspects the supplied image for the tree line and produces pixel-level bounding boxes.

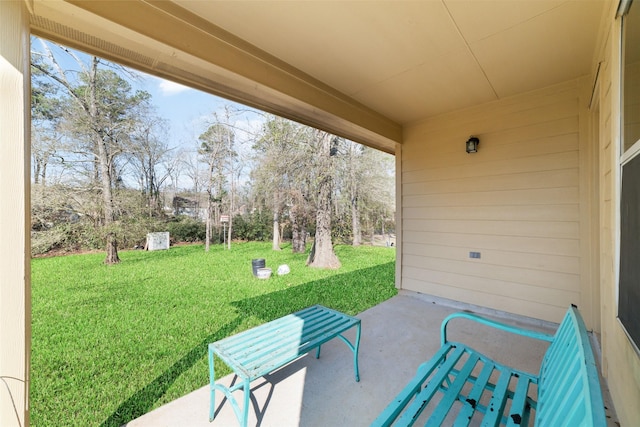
[30,38,395,267]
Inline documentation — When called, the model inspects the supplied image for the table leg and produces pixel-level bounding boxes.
[241,377,251,427]
[354,322,361,382]
[209,347,216,421]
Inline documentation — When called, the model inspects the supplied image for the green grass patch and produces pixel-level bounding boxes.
[31,242,397,426]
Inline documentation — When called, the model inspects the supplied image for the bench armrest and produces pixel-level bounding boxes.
[441,312,555,347]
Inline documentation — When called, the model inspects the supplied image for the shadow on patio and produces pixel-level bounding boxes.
[126,291,616,427]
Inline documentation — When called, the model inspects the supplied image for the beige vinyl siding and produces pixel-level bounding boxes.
[596,2,640,424]
[0,3,30,425]
[401,80,585,324]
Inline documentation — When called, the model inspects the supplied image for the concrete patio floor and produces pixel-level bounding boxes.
[126,291,618,427]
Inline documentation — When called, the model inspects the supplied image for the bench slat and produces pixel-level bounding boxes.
[505,375,532,427]
[212,306,358,378]
[212,313,318,359]
[396,346,466,426]
[223,312,354,359]
[371,344,456,427]
[542,362,583,425]
[453,361,495,426]
[214,306,332,353]
[251,318,352,369]
[540,322,572,378]
[229,315,351,369]
[480,368,512,427]
[425,352,480,427]
[566,393,590,426]
[245,317,357,378]
[540,320,575,388]
[242,314,351,359]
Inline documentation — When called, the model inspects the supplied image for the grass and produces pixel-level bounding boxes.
[30,242,397,426]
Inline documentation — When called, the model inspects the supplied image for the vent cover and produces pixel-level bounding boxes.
[30,15,156,68]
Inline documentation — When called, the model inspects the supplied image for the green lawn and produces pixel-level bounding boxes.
[30,242,397,426]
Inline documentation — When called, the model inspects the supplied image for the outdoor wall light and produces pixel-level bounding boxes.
[466,136,479,153]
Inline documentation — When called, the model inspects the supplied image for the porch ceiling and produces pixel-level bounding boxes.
[184,0,605,123]
[28,0,606,154]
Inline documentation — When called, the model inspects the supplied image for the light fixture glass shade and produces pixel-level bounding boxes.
[466,137,479,153]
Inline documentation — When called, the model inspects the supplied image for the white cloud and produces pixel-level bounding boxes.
[158,79,191,96]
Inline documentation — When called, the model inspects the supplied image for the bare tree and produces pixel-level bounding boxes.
[180,150,203,218]
[332,139,395,246]
[31,126,62,189]
[198,122,235,251]
[354,146,395,243]
[32,41,152,263]
[251,115,313,251]
[31,52,64,192]
[129,113,173,217]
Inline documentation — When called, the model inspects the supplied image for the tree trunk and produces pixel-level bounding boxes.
[351,194,361,246]
[349,151,361,246]
[99,140,119,264]
[292,228,306,253]
[89,57,119,264]
[272,211,281,250]
[205,191,212,252]
[307,132,340,268]
[290,199,306,253]
[272,192,281,251]
[226,135,234,251]
[41,157,48,188]
[105,232,120,264]
[227,214,232,250]
[99,145,119,264]
[204,158,215,252]
[306,179,339,268]
[34,159,41,184]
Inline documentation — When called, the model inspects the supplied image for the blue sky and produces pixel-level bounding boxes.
[142,78,223,145]
[138,76,262,150]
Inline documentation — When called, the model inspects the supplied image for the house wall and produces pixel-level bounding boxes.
[400,79,596,326]
[594,1,640,425]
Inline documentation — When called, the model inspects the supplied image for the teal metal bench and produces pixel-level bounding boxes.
[208,305,361,427]
[372,305,606,426]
